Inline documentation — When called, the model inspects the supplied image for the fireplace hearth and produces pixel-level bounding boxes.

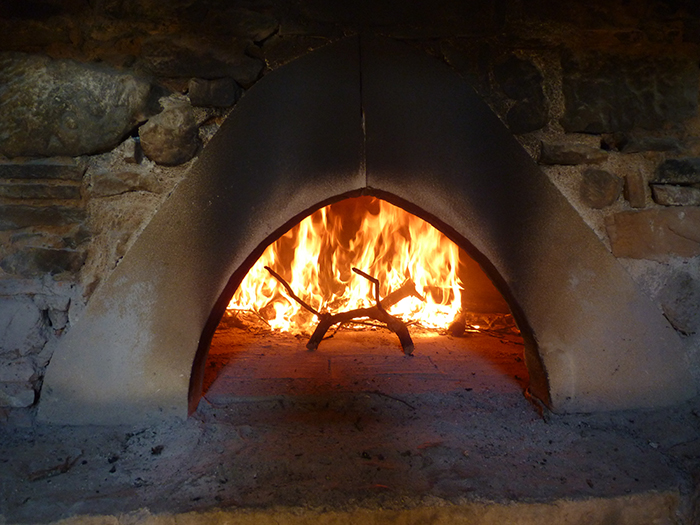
[5,345,696,523]
[36,34,693,426]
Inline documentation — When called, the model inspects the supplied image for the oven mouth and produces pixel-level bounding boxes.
[199,193,529,408]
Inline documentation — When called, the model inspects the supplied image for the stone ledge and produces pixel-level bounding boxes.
[0,158,86,181]
[651,184,700,206]
[0,205,86,230]
[4,491,683,525]
[0,382,35,408]
[655,157,700,185]
[539,141,607,165]
[605,207,700,261]
[0,248,86,278]
[0,278,74,296]
[0,181,82,200]
[560,52,699,133]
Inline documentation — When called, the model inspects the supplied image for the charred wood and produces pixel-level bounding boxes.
[264,266,416,355]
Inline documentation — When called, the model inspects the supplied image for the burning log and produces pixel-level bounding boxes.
[307,303,415,355]
[380,278,425,309]
[264,266,416,355]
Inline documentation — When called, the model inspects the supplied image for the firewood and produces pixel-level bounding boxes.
[380,279,424,309]
[305,304,414,355]
[264,266,416,355]
[264,266,321,317]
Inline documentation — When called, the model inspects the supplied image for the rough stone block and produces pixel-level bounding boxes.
[197,8,279,43]
[47,309,69,331]
[0,182,81,200]
[0,297,47,356]
[33,293,71,312]
[619,135,683,154]
[601,133,684,153]
[188,78,243,108]
[0,359,37,383]
[0,53,154,158]
[63,225,92,250]
[8,224,89,253]
[304,0,506,38]
[88,171,162,197]
[506,98,549,134]
[0,382,35,408]
[579,169,623,208]
[492,56,548,134]
[0,279,46,296]
[0,18,72,51]
[139,37,264,87]
[623,170,648,208]
[139,102,201,166]
[0,278,73,297]
[0,205,85,230]
[0,248,87,277]
[0,158,86,181]
[33,293,71,331]
[651,185,700,206]
[539,141,607,165]
[120,138,144,164]
[659,272,700,334]
[561,52,699,133]
[654,158,700,185]
[605,207,700,261]
[493,56,544,101]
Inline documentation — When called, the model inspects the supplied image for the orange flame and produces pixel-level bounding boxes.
[228,197,463,333]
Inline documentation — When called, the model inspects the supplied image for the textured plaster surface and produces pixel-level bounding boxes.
[39,37,365,425]
[360,36,693,412]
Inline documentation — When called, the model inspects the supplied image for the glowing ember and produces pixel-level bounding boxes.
[228,197,464,333]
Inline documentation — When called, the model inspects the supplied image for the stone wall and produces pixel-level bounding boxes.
[1,0,699,417]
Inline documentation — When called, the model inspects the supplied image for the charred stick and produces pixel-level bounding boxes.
[265,265,415,355]
[380,279,425,309]
[351,268,413,353]
[266,266,420,317]
[306,305,414,355]
[352,267,381,307]
[351,269,425,310]
[307,307,372,351]
[374,307,415,355]
[264,266,321,318]
[343,320,385,328]
[306,268,414,354]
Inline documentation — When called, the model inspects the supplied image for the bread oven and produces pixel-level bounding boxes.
[37,35,693,426]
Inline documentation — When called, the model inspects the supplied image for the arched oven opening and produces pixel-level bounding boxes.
[192,194,534,415]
